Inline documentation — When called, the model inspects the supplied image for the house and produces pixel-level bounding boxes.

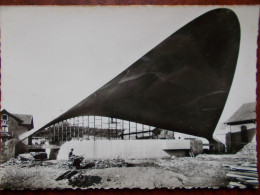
[224,102,256,153]
[1,109,34,145]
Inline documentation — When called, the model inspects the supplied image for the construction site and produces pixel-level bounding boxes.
[0,7,258,189]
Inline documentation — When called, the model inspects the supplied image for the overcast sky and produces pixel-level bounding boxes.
[0,6,259,139]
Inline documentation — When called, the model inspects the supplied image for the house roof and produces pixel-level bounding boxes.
[13,114,33,126]
[225,102,256,125]
[1,109,34,129]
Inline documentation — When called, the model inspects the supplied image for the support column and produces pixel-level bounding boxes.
[70,119,72,140]
[66,120,68,141]
[49,127,52,142]
[88,116,90,140]
[122,120,124,140]
[62,121,64,142]
[94,116,96,141]
[116,118,118,139]
[82,116,84,139]
[77,117,80,139]
[136,123,137,139]
[73,118,76,138]
[108,118,110,140]
[129,121,130,140]
[53,125,56,142]
[100,116,102,140]
[57,123,60,142]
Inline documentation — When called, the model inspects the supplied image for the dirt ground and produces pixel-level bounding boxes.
[0,153,257,189]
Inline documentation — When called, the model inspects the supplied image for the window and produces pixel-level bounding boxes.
[1,125,8,132]
[1,114,8,121]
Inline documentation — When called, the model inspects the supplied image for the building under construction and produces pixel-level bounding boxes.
[3,8,241,160]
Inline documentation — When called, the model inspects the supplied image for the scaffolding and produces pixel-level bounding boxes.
[47,115,155,143]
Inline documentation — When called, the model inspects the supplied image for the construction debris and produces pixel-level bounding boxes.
[93,159,127,169]
[68,174,102,188]
[224,162,258,188]
[55,170,78,181]
[30,152,47,160]
[236,142,257,156]
[18,153,34,161]
[0,152,48,167]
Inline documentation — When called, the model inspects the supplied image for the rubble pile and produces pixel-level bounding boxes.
[18,153,35,161]
[57,161,72,169]
[30,152,48,160]
[55,170,79,181]
[68,174,102,188]
[93,158,128,169]
[0,152,48,167]
[0,158,25,166]
[0,155,34,167]
[236,142,257,156]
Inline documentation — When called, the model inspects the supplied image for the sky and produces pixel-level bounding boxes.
[0,6,259,141]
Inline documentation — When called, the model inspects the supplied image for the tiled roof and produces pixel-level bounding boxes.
[12,114,33,126]
[225,102,256,124]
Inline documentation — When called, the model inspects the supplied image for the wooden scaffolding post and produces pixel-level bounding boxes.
[94,116,96,141]
[77,117,80,139]
[73,117,76,138]
[88,116,89,140]
[62,121,64,141]
[129,121,130,140]
[136,122,137,139]
[115,118,118,139]
[142,124,144,137]
[82,116,84,139]
[122,120,124,140]
[70,118,72,140]
[53,124,56,142]
[108,118,110,140]
[101,116,103,139]
[66,120,68,141]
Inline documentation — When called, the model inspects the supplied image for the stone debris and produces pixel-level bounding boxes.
[55,170,78,181]
[93,159,128,169]
[62,158,133,169]
[68,174,102,188]
[0,152,48,167]
[236,142,257,156]
[30,152,48,160]
[18,153,35,161]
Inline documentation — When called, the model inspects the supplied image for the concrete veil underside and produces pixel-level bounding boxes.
[37,8,240,141]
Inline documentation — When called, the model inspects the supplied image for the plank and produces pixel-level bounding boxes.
[245,179,259,184]
[226,173,257,180]
[229,182,247,188]
[228,171,258,178]
[229,166,257,172]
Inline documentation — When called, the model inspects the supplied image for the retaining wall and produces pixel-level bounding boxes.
[57,139,191,160]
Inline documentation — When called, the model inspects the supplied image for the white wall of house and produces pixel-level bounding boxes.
[227,123,256,133]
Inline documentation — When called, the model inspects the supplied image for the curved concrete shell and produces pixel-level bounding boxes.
[41,8,240,141]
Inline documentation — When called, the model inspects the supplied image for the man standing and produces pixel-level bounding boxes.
[69,148,74,159]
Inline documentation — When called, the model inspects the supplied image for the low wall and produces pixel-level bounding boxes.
[57,139,191,160]
[0,138,23,164]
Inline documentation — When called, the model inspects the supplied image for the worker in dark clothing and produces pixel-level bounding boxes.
[69,148,74,159]
[68,148,83,169]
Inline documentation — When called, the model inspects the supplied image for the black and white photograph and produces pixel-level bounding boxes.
[0,5,259,189]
